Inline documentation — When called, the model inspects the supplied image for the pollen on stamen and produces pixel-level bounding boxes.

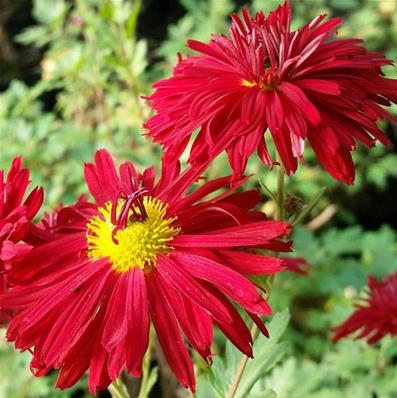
[241,79,257,88]
[241,67,280,91]
[86,196,179,273]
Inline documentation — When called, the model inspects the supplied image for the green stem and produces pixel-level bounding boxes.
[137,333,152,398]
[276,164,285,222]
[225,323,260,398]
[226,164,286,398]
[108,378,130,398]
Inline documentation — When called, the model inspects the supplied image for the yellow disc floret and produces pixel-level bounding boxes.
[241,68,280,91]
[86,196,179,272]
[241,79,258,88]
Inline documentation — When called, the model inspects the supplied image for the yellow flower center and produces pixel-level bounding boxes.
[241,79,258,88]
[86,197,179,272]
[241,67,280,91]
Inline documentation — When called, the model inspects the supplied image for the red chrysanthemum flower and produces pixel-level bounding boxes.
[0,157,43,325]
[332,272,397,344]
[145,1,397,184]
[0,149,293,393]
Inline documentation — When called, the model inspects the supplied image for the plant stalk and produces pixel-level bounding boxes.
[226,164,285,398]
[137,333,153,398]
[108,378,130,398]
[225,323,261,398]
[276,164,285,221]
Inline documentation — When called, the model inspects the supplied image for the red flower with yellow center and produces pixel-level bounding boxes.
[145,1,397,184]
[0,149,293,393]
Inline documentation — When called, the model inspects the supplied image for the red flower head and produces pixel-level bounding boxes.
[332,273,397,344]
[145,1,397,184]
[0,149,292,393]
[0,157,43,325]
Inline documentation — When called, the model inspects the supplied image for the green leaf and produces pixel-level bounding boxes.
[131,40,148,75]
[15,26,50,46]
[201,310,290,398]
[235,310,290,398]
[99,0,115,21]
[126,0,142,38]
[138,366,158,398]
[33,0,65,25]
[249,390,278,398]
[321,227,363,257]
[367,154,397,189]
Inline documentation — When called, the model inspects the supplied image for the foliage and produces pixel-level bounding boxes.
[158,0,234,65]
[198,310,290,398]
[1,0,397,397]
[1,0,159,207]
[265,337,397,398]
[0,330,85,397]
[195,224,397,397]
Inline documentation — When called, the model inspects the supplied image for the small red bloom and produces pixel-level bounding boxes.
[0,157,43,325]
[0,149,292,393]
[332,273,397,344]
[145,1,397,184]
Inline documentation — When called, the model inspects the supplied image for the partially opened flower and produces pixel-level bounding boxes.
[145,1,397,184]
[0,157,43,325]
[0,149,292,393]
[332,272,397,344]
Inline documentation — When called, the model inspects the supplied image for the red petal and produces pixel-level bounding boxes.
[207,285,253,357]
[279,82,321,126]
[173,252,272,316]
[102,274,130,350]
[157,255,233,324]
[125,268,150,377]
[84,149,121,205]
[146,270,196,391]
[217,250,285,275]
[295,79,341,95]
[173,221,291,248]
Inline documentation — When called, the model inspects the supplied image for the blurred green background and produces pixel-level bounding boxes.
[0,0,397,397]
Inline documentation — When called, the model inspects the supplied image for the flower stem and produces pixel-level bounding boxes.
[226,323,260,398]
[226,164,285,398]
[137,333,153,398]
[108,378,130,398]
[276,164,285,221]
